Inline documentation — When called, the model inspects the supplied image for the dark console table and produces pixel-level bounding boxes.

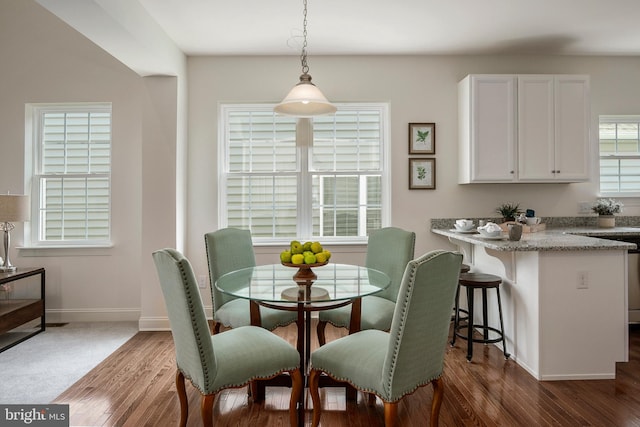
[0,267,45,352]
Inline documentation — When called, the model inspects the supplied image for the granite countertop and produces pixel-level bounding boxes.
[561,227,640,238]
[431,227,638,252]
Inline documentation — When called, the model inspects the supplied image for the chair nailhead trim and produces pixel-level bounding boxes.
[177,259,213,390]
[384,250,446,399]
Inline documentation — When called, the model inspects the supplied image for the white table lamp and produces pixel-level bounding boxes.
[0,195,30,272]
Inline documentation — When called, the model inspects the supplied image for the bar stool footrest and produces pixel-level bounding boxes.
[454,324,506,344]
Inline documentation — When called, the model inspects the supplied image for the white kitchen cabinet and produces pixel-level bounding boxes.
[517,76,554,180]
[518,75,590,181]
[459,74,590,184]
[432,228,629,380]
[459,75,517,183]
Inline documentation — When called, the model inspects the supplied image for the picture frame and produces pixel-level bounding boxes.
[408,123,435,154]
[409,158,436,189]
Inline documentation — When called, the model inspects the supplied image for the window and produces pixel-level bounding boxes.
[26,103,112,246]
[599,116,640,196]
[219,103,390,244]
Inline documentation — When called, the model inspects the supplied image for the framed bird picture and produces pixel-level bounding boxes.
[409,123,435,154]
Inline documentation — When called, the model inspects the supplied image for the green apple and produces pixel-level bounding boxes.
[280,250,292,263]
[310,241,323,254]
[290,241,303,254]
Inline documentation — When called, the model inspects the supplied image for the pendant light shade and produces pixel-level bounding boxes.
[274,73,337,117]
[275,0,336,117]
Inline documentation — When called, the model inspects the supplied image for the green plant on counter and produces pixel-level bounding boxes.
[592,198,623,215]
[496,202,521,221]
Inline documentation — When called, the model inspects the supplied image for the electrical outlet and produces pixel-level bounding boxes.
[577,271,588,289]
[578,202,592,215]
[198,275,207,289]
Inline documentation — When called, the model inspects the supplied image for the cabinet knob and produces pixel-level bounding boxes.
[510,170,514,174]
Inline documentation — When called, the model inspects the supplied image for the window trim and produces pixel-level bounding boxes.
[217,102,391,245]
[24,102,113,248]
[598,115,640,199]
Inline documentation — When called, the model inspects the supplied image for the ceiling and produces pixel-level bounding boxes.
[136,0,640,56]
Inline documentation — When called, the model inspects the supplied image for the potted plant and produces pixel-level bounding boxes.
[592,198,623,228]
[496,202,520,222]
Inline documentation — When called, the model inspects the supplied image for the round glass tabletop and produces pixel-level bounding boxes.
[216,263,390,304]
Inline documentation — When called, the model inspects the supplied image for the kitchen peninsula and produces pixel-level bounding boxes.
[432,225,635,380]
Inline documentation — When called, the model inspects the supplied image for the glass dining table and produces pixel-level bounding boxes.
[216,262,390,424]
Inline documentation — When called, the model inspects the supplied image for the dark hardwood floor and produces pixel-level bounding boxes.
[54,322,640,426]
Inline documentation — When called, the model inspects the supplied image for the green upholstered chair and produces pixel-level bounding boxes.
[309,250,462,427]
[316,227,416,345]
[205,228,298,333]
[152,248,303,427]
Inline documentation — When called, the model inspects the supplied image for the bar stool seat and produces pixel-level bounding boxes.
[450,272,510,362]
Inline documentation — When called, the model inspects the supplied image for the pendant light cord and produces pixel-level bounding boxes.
[274,0,336,116]
[300,0,309,74]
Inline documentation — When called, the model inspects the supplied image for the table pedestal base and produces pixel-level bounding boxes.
[251,300,360,426]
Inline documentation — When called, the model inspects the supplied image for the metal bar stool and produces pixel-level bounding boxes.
[451,272,510,362]
[451,264,471,321]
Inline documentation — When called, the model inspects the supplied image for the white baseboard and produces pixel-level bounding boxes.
[46,308,318,330]
[138,316,171,331]
[538,372,616,380]
[45,308,140,323]
[45,309,173,331]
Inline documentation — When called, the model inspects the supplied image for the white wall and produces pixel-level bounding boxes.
[185,55,640,286]
[1,1,181,326]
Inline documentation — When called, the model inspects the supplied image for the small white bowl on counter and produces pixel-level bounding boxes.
[454,222,475,232]
[477,222,503,238]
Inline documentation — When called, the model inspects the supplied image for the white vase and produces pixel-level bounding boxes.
[597,215,615,228]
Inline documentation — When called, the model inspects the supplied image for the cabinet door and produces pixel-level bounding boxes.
[554,76,590,181]
[518,76,555,181]
[460,75,517,183]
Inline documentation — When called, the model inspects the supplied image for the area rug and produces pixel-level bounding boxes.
[0,322,138,404]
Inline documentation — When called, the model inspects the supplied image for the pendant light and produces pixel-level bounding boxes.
[274,0,336,117]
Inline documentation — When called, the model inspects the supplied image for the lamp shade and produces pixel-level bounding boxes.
[0,195,30,222]
[275,73,337,117]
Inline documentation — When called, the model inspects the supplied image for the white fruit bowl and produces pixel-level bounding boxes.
[281,261,329,283]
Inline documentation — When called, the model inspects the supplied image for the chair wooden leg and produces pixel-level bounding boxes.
[430,377,444,427]
[383,401,398,427]
[249,382,257,399]
[346,384,357,401]
[175,370,188,427]
[289,368,304,427]
[317,320,328,346]
[309,369,322,427]
[200,393,215,427]
[367,393,376,406]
